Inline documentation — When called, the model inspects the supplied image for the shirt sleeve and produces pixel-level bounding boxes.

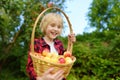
[26,40,38,80]
[26,51,37,80]
[26,39,42,80]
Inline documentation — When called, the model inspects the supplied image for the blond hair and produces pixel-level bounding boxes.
[40,13,63,34]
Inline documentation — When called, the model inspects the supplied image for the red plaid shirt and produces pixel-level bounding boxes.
[26,37,66,80]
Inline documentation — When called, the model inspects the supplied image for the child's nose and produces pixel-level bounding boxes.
[54,26,58,30]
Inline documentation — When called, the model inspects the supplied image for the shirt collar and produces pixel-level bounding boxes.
[41,37,48,46]
[41,37,58,46]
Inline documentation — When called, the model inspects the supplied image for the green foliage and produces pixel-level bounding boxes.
[0,0,67,80]
[88,0,120,34]
[0,0,120,80]
[71,33,120,80]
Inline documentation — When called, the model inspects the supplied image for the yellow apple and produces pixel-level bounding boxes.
[51,53,59,58]
[42,49,49,57]
[46,53,52,58]
[51,58,58,63]
[65,57,73,63]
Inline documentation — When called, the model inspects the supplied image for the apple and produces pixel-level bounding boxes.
[58,57,66,64]
[51,53,58,58]
[51,58,58,63]
[46,53,52,58]
[64,51,72,58]
[65,57,73,63]
[47,2,53,8]
[42,49,49,57]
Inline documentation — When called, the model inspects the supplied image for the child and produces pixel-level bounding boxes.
[26,13,76,80]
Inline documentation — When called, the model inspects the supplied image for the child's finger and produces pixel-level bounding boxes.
[53,70,64,78]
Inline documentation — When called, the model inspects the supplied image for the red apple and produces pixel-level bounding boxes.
[58,57,66,64]
[47,2,53,8]
[64,51,72,58]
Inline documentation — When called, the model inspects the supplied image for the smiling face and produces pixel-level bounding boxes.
[40,13,63,41]
[45,20,62,40]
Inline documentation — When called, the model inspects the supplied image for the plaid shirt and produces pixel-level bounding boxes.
[26,37,66,80]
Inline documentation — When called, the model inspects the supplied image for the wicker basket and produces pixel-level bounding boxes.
[30,7,76,78]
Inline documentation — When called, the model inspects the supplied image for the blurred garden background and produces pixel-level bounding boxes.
[0,0,120,80]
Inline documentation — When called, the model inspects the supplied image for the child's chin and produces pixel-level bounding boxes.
[52,36,57,39]
[51,35,58,39]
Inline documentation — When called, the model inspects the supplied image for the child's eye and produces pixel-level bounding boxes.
[58,25,61,29]
[50,23,56,27]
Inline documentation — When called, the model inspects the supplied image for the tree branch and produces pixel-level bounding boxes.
[4,26,23,54]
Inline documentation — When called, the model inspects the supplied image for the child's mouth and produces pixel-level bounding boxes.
[51,32,57,36]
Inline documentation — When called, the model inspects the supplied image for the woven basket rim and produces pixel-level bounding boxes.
[30,52,76,66]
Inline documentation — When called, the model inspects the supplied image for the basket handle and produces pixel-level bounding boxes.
[31,7,73,54]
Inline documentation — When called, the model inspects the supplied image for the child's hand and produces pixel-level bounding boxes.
[36,68,64,80]
[68,33,76,43]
